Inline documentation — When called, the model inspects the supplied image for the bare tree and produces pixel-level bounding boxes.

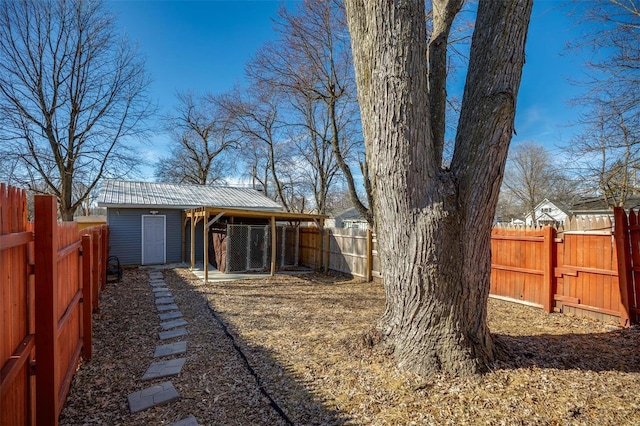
[502,142,573,220]
[566,0,640,207]
[345,0,532,376]
[288,95,342,214]
[567,103,640,207]
[155,92,237,185]
[248,0,373,221]
[216,86,302,211]
[0,0,152,220]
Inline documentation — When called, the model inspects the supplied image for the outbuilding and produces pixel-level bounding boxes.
[98,180,326,275]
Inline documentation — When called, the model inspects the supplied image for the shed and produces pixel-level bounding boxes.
[98,180,326,277]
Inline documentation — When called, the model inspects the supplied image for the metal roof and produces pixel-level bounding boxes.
[98,180,283,211]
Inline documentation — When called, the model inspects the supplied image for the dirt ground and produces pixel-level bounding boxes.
[60,267,640,425]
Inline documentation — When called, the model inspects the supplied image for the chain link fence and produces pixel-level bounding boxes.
[225,224,299,273]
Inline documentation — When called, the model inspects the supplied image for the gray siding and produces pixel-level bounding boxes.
[107,208,184,266]
[184,220,205,263]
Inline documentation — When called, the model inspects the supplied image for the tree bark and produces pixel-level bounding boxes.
[345,0,532,376]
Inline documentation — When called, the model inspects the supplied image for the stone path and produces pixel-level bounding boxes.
[126,269,198,425]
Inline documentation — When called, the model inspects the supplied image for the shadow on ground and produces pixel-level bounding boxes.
[493,327,640,372]
[167,268,351,426]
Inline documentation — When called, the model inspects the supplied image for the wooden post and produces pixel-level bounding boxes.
[314,222,322,271]
[613,207,632,327]
[318,219,324,270]
[100,226,107,291]
[91,229,101,313]
[81,234,93,360]
[542,226,555,313]
[34,195,59,426]
[323,228,330,272]
[181,211,186,263]
[204,210,209,282]
[190,211,195,269]
[366,228,373,282]
[270,216,277,276]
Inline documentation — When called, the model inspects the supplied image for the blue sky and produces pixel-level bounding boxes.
[107,0,588,179]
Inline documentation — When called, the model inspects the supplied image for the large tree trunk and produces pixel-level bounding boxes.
[345,0,532,376]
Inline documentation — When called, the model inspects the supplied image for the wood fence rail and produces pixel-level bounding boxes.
[299,213,639,327]
[1,185,108,426]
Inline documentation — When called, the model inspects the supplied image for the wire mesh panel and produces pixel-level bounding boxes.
[248,225,269,270]
[226,224,249,273]
[225,224,300,273]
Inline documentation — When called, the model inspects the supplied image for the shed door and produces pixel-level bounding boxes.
[142,215,166,265]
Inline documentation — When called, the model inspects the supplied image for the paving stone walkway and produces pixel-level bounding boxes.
[126,269,199,425]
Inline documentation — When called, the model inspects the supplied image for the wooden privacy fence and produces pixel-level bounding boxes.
[299,227,378,281]
[1,185,108,426]
[491,211,639,326]
[300,212,640,327]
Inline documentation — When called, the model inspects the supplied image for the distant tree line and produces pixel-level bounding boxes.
[0,0,637,225]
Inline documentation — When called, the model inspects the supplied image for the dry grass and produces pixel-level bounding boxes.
[186,270,640,425]
[61,268,640,425]
[60,268,287,425]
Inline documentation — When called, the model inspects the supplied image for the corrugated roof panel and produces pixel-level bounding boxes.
[98,180,283,211]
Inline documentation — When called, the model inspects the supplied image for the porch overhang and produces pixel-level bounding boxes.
[183,206,327,279]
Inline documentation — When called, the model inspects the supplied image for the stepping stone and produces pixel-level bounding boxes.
[149,275,163,281]
[142,358,186,381]
[149,271,163,277]
[154,341,187,358]
[168,416,199,426]
[154,291,173,298]
[159,328,187,340]
[157,304,179,312]
[150,281,166,287]
[155,297,176,305]
[127,381,179,413]
[152,287,170,292]
[159,311,183,321]
[160,318,188,330]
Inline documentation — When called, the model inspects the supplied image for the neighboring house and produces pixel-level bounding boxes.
[76,215,107,230]
[330,207,369,230]
[570,196,640,219]
[98,180,285,266]
[524,199,569,227]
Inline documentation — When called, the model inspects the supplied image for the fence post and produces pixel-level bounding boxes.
[314,226,322,271]
[101,226,107,291]
[34,195,58,426]
[81,234,93,360]
[366,229,373,282]
[323,228,330,272]
[613,207,632,327]
[91,229,101,313]
[542,226,555,313]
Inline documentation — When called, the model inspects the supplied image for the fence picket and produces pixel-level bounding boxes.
[2,187,108,424]
[300,217,637,326]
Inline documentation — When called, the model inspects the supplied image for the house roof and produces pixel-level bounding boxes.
[334,207,366,221]
[524,198,569,221]
[570,196,640,214]
[98,180,283,211]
